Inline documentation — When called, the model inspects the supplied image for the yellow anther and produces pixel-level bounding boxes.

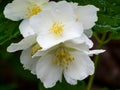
[26,4,41,18]
[50,22,64,36]
[53,47,74,69]
[54,59,58,65]
[31,43,41,56]
[76,17,79,22]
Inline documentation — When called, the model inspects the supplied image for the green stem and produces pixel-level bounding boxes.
[86,33,107,90]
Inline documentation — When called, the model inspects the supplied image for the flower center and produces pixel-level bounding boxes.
[54,47,74,69]
[76,17,79,22]
[31,43,41,56]
[26,4,41,19]
[50,22,64,36]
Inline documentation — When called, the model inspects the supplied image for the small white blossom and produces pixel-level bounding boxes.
[19,40,104,88]
[7,28,104,89]
[4,0,49,21]
[30,1,83,50]
[4,0,50,37]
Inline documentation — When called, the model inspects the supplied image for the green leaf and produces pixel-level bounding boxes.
[0,0,20,45]
[0,20,20,45]
[110,29,120,40]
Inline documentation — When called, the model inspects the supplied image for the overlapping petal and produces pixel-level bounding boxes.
[74,5,99,30]
[64,51,94,80]
[36,52,63,88]
[7,35,36,52]
[19,20,35,37]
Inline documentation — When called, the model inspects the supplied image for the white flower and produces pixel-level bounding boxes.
[4,0,49,37]
[4,0,49,21]
[30,1,83,50]
[7,32,104,88]
[20,40,104,88]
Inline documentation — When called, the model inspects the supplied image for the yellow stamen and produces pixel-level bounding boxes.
[76,17,79,22]
[31,43,41,56]
[50,22,64,36]
[26,4,41,19]
[53,47,74,69]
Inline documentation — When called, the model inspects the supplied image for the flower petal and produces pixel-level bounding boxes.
[64,51,94,80]
[64,41,89,53]
[80,34,93,48]
[87,49,105,56]
[36,52,63,88]
[4,0,29,21]
[64,73,77,85]
[7,35,36,52]
[49,1,76,22]
[20,48,38,74]
[19,20,35,37]
[30,10,53,34]
[84,29,93,38]
[29,0,49,4]
[65,34,93,49]
[75,5,99,29]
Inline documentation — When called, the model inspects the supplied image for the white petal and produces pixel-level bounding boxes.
[64,73,77,85]
[29,0,49,4]
[64,41,89,53]
[20,48,38,74]
[84,29,93,38]
[30,10,53,34]
[7,35,36,52]
[49,1,76,22]
[87,49,105,56]
[80,34,93,48]
[64,51,94,80]
[36,53,63,88]
[4,0,29,21]
[19,20,35,37]
[75,5,99,29]
[65,34,93,49]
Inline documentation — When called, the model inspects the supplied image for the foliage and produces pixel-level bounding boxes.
[0,0,20,45]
